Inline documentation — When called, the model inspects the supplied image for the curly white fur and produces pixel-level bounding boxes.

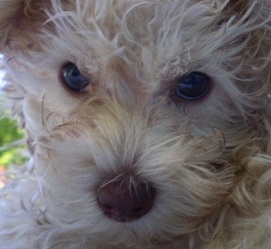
[0,0,271,248]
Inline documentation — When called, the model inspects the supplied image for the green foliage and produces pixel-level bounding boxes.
[0,112,28,169]
[0,66,27,169]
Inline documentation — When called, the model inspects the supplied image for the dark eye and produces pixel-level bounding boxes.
[175,72,212,100]
[61,62,91,92]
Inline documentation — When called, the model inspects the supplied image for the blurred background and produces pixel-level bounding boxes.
[0,55,28,186]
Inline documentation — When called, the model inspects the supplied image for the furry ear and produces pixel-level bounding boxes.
[0,0,47,129]
[0,0,26,50]
[215,0,271,98]
[0,0,46,52]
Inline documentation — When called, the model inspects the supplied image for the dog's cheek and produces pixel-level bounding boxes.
[23,96,44,140]
[15,70,89,137]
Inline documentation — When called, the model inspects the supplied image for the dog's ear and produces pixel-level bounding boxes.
[215,0,271,95]
[0,0,26,50]
[0,0,47,129]
[0,0,46,52]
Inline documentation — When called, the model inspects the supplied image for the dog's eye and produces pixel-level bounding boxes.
[175,72,212,101]
[61,62,91,92]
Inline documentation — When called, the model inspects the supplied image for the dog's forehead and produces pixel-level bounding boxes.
[54,0,215,52]
[42,0,217,91]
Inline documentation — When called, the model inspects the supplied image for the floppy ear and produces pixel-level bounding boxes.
[0,0,26,50]
[215,0,271,100]
[0,0,45,129]
[0,0,47,52]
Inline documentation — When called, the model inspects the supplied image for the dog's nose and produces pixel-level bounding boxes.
[97,179,156,222]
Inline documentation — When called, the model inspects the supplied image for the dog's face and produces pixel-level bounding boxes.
[1,0,271,248]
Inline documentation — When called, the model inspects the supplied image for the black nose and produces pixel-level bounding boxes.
[97,178,156,222]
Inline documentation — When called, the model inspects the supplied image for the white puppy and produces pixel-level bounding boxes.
[0,0,271,248]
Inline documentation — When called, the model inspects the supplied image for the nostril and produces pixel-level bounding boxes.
[96,179,156,222]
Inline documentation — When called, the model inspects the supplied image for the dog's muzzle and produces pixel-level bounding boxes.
[96,178,156,222]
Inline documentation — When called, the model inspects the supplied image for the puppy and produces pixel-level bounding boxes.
[0,0,271,248]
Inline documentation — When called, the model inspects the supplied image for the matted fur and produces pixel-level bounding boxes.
[0,0,271,248]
